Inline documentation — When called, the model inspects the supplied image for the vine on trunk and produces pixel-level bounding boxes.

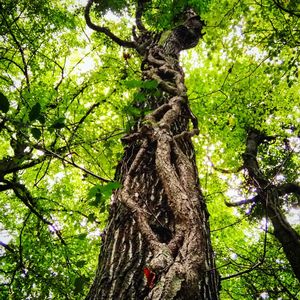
[85,1,219,299]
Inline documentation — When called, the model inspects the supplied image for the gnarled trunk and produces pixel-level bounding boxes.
[86,7,220,300]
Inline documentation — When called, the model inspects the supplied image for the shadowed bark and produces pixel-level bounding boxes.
[85,1,219,299]
[241,129,300,282]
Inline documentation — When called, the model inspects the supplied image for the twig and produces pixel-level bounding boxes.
[84,0,136,49]
[225,195,259,207]
[35,146,111,182]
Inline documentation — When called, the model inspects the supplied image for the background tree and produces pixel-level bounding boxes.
[0,0,299,299]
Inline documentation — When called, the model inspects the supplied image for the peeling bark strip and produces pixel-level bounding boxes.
[85,1,219,299]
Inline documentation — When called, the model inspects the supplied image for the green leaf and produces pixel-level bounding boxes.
[134,92,146,102]
[87,213,96,222]
[123,79,143,89]
[29,103,41,121]
[87,184,102,199]
[38,115,46,124]
[89,198,101,207]
[74,276,88,295]
[0,92,10,113]
[142,80,158,90]
[87,182,121,207]
[100,182,121,200]
[75,260,86,268]
[125,106,141,118]
[51,117,65,129]
[31,128,42,140]
[77,233,87,240]
[100,203,107,213]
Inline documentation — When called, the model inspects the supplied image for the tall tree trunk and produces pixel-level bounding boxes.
[85,4,220,299]
[242,130,300,282]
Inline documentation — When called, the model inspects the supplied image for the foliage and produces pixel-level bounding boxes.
[0,0,299,299]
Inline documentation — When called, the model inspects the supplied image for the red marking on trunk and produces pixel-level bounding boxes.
[143,267,156,289]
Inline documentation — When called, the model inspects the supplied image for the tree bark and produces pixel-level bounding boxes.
[242,130,300,282]
[86,5,220,299]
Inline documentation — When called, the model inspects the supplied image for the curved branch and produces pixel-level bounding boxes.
[277,183,300,197]
[34,146,111,183]
[84,0,136,49]
[5,180,66,245]
[135,0,148,32]
[225,195,259,207]
[0,10,30,89]
[0,156,46,178]
[0,184,10,191]
[273,0,300,18]
[222,217,268,281]
[221,260,262,281]
[211,218,243,232]
[0,241,15,253]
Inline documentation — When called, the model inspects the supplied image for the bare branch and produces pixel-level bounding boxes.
[277,183,300,197]
[84,0,136,49]
[211,218,243,232]
[69,89,116,143]
[0,57,25,74]
[35,146,111,183]
[5,180,66,245]
[273,0,300,18]
[0,241,15,253]
[222,218,268,281]
[135,0,148,32]
[0,10,30,89]
[221,261,263,281]
[0,184,11,191]
[0,156,46,178]
[225,195,259,207]
[209,157,243,174]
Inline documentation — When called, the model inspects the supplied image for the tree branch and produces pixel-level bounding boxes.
[135,0,148,32]
[4,179,66,245]
[0,241,15,253]
[273,0,300,18]
[242,129,300,281]
[222,217,268,281]
[211,218,243,232]
[0,10,30,89]
[0,184,11,191]
[221,260,263,281]
[242,129,273,187]
[84,0,136,49]
[209,156,243,174]
[277,183,300,197]
[34,146,111,183]
[225,195,260,207]
[0,156,46,179]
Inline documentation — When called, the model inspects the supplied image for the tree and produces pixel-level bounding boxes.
[0,0,299,299]
[84,0,219,299]
[225,129,300,282]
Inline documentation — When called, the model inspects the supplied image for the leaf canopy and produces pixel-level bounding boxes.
[0,0,299,299]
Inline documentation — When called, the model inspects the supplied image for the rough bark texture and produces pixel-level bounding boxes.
[85,2,220,299]
[242,130,300,282]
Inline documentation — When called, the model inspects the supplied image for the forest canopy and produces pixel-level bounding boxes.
[0,0,299,299]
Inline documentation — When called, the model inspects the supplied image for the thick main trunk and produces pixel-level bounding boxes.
[86,12,219,300]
